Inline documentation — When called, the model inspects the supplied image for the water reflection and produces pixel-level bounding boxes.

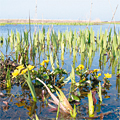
[0,25,120,119]
[116,77,120,98]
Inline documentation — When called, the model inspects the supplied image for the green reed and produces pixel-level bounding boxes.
[0,27,120,72]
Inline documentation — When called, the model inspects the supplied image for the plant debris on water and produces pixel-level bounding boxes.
[0,25,120,119]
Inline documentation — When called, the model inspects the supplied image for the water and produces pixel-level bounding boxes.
[0,24,120,119]
[1,24,120,36]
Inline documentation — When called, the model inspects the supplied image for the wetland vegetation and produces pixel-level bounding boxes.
[0,23,120,119]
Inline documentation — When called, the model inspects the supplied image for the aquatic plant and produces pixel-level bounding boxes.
[6,69,11,88]
[98,81,102,102]
[88,90,94,117]
[0,26,119,119]
[76,64,84,71]
[40,60,49,66]
[36,77,73,114]
[104,73,112,78]
[12,64,37,102]
[12,69,20,78]
[70,104,77,118]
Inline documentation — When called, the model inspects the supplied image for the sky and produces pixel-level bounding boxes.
[0,0,120,21]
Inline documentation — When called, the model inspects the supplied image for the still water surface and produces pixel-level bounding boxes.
[0,24,120,119]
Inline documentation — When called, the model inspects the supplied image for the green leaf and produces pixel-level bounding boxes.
[50,52,55,71]
[54,68,61,75]
[61,69,67,74]
[6,69,11,88]
[56,101,60,120]
[59,77,65,83]
[63,76,71,84]
[43,74,49,80]
[35,114,39,120]
[71,94,80,102]
[88,90,94,117]
[98,82,102,102]
[0,52,4,61]
[70,104,77,118]
[76,71,80,75]
[24,69,37,102]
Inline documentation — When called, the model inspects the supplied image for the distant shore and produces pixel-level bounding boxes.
[0,19,120,25]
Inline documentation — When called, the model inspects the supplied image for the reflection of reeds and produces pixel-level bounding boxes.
[1,25,119,119]
[0,27,120,74]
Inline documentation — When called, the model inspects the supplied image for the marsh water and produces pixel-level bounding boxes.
[0,24,120,119]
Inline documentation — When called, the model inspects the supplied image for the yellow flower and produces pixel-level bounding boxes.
[40,61,45,66]
[76,68,79,71]
[104,73,112,78]
[16,64,25,71]
[40,60,49,66]
[93,69,100,72]
[44,60,49,63]
[20,68,28,75]
[12,69,20,78]
[98,73,101,76]
[27,65,35,70]
[83,78,86,81]
[78,64,84,70]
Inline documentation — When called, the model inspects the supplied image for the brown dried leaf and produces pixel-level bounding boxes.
[36,78,69,113]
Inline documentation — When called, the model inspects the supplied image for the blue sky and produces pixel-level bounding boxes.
[0,0,120,21]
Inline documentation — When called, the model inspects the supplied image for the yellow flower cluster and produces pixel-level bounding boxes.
[16,65,25,71]
[76,64,84,71]
[40,60,49,66]
[12,64,35,78]
[104,73,112,78]
[12,69,20,78]
[20,69,28,75]
[93,69,100,72]
[27,65,35,70]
